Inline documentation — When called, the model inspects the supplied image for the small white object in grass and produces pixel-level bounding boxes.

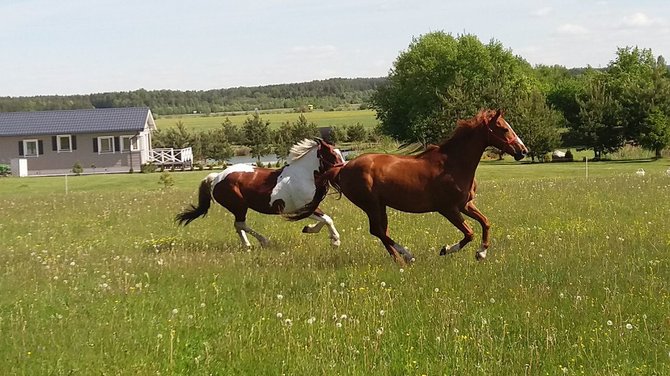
[636,168,646,176]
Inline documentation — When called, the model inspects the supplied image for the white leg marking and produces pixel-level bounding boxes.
[476,247,487,260]
[235,221,269,247]
[445,243,461,254]
[307,214,340,246]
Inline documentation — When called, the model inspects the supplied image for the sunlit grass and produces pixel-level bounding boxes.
[155,109,378,131]
[0,160,669,374]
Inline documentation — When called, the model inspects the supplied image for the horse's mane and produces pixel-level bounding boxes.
[287,139,318,163]
[437,109,496,148]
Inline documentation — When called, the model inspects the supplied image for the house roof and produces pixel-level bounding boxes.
[0,107,154,137]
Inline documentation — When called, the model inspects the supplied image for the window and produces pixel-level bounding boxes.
[120,135,138,152]
[57,135,72,152]
[98,136,114,154]
[23,139,39,157]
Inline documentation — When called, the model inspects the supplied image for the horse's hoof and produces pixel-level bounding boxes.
[439,246,448,256]
[302,226,310,233]
[331,239,341,247]
[475,250,487,261]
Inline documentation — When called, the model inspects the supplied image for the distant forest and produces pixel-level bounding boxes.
[0,78,387,116]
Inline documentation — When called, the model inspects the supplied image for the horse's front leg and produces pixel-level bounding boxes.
[460,201,491,260]
[303,208,340,247]
[438,208,474,257]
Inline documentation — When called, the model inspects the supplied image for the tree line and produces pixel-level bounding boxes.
[152,113,373,166]
[372,32,670,160]
[0,78,385,115]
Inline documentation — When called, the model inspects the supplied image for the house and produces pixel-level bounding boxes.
[0,107,189,176]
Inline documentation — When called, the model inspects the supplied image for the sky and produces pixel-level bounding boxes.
[1,0,668,97]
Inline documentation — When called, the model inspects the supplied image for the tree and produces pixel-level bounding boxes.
[204,126,233,164]
[221,118,244,144]
[372,32,536,144]
[569,72,623,159]
[508,91,562,162]
[273,114,320,159]
[328,126,347,144]
[346,122,368,142]
[609,48,670,157]
[243,113,272,163]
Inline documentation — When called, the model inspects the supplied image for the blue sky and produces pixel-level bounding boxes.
[1,0,668,96]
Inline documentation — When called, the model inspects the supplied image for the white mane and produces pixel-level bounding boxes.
[287,139,318,163]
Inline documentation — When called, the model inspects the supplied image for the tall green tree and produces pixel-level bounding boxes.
[508,91,562,162]
[243,113,272,163]
[273,114,319,159]
[372,32,536,144]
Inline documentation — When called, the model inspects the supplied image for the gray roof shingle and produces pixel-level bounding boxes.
[0,107,152,137]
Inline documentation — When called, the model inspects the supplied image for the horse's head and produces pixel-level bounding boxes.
[315,138,345,172]
[484,109,528,161]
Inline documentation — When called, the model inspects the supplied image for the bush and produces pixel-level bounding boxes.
[0,164,10,176]
[565,149,574,161]
[141,163,157,173]
[158,171,174,189]
[72,162,84,175]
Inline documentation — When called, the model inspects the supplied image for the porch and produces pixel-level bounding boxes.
[149,147,193,169]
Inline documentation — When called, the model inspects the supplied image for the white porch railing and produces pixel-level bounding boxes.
[149,147,193,167]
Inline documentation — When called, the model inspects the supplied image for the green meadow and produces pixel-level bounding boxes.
[155,109,378,131]
[1,159,669,375]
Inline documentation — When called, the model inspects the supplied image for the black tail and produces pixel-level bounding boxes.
[175,175,215,226]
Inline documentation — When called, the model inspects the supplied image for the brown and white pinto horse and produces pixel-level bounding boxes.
[177,138,345,247]
[321,109,528,263]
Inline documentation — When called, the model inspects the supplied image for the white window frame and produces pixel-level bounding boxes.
[120,135,139,152]
[57,134,72,152]
[98,136,115,154]
[23,139,39,157]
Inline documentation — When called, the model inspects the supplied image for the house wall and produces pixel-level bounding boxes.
[0,132,148,175]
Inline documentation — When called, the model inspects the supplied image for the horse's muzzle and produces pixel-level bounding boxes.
[513,151,527,161]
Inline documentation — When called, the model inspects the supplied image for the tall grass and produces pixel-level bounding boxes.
[0,160,669,374]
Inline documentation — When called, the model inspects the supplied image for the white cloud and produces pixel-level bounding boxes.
[621,12,654,28]
[531,7,553,17]
[557,23,589,35]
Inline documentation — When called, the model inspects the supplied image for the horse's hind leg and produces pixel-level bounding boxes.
[366,205,414,264]
[302,208,341,247]
[461,201,490,260]
[438,208,474,257]
[231,209,270,248]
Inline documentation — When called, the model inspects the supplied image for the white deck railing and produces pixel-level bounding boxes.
[149,147,193,166]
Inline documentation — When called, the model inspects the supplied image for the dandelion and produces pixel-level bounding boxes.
[559,293,565,298]
[276,312,283,319]
[379,310,385,316]
[340,314,348,320]
[307,317,316,325]
[434,288,439,293]
[336,322,342,328]
[453,328,459,334]
[276,294,284,300]
[157,333,163,339]
[399,268,404,273]
[171,308,179,315]
[284,319,293,326]
[187,314,194,320]
[380,281,386,288]
[340,282,345,288]
[626,323,633,330]
[489,298,495,304]
[607,320,613,326]
[200,303,206,308]
[376,327,384,336]
[576,295,582,302]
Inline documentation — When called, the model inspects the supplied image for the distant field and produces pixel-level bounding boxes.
[155,109,378,131]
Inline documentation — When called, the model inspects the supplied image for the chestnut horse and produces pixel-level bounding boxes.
[176,138,345,247]
[321,109,528,263]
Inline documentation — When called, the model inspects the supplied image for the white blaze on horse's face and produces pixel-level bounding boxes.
[334,148,346,165]
[501,118,528,161]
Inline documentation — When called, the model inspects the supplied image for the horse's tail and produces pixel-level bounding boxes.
[175,173,218,226]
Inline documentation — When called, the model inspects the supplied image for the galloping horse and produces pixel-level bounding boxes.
[321,109,528,263]
[177,138,345,247]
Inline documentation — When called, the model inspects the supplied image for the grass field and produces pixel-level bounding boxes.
[155,109,378,131]
[1,159,669,374]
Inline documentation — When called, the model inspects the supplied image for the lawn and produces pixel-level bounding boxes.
[155,109,378,131]
[0,158,669,374]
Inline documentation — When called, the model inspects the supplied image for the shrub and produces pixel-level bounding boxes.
[141,163,157,173]
[72,162,84,175]
[158,171,174,189]
[0,164,10,176]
